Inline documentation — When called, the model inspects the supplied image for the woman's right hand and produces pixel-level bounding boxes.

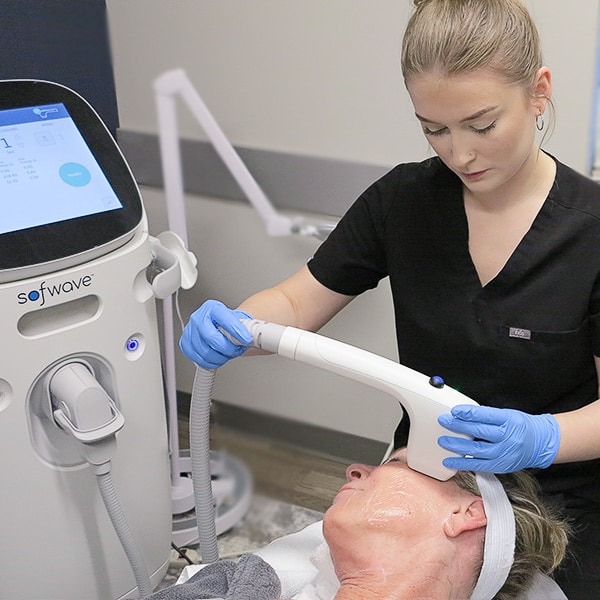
[179,300,254,369]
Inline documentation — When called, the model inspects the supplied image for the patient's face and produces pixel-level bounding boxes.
[323,449,487,593]
[324,448,468,546]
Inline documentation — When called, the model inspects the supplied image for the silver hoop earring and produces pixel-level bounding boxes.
[536,113,545,131]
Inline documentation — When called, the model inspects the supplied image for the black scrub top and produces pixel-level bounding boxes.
[308,156,600,502]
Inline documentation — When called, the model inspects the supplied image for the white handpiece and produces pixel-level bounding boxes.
[243,319,477,481]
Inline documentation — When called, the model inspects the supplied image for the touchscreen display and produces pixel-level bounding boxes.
[0,103,123,235]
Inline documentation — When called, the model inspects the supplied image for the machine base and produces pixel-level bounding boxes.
[172,450,253,547]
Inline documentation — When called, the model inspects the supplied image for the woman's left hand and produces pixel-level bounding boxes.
[438,405,561,473]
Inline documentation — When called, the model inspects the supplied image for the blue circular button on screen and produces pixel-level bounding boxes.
[126,339,140,352]
[59,163,91,187]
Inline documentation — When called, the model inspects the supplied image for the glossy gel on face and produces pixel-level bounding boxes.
[327,451,453,537]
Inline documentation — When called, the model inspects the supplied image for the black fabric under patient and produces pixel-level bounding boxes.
[553,499,600,600]
[146,553,281,600]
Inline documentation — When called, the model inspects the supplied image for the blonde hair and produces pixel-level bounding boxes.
[402,0,543,89]
[401,0,553,143]
[453,470,569,600]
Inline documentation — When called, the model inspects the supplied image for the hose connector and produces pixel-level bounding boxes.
[50,362,125,444]
[240,319,286,353]
[50,362,125,469]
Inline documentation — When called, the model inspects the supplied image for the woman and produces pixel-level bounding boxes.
[319,449,568,600]
[180,1,600,596]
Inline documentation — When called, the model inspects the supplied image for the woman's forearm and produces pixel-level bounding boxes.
[554,397,600,463]
[238,265,354,332]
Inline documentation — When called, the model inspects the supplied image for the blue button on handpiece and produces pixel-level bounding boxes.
[429,375,445,389]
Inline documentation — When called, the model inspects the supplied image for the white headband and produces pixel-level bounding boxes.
[470,472,516,600]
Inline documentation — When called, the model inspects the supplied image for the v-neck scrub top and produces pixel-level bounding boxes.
[308,155,600,502]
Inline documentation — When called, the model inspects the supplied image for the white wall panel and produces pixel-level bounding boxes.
[107,2,599,442]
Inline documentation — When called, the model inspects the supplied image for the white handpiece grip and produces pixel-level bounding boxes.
[244,320,477,480]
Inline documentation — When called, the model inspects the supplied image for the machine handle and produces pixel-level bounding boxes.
[243,319,477,480]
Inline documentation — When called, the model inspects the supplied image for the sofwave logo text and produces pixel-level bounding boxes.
[17,275,94,306]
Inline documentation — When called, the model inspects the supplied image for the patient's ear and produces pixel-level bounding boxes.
[444,498,487,538]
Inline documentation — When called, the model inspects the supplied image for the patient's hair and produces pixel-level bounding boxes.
[453,470,569,600]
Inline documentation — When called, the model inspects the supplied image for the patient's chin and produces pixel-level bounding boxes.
[321,507,344,544]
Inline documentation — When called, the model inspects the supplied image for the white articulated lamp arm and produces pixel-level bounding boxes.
[153,68,335,240]
[244,319,478,481]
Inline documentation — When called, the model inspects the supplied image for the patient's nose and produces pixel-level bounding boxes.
[346,463,374,481]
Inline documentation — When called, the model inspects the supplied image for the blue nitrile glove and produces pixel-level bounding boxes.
[438,405,561,473]
[179,300,254,369]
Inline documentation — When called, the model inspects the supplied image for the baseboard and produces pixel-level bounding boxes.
[177,391,388,465]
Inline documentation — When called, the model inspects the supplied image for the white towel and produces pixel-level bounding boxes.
[254,521,324,597]
[292,542,340,600]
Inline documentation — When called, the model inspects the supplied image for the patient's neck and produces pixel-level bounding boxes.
[333,579,463,600]
[332,552,476,600]
[333,585,390,599]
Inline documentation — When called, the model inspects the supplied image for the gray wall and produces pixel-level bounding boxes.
[106,1,600,444]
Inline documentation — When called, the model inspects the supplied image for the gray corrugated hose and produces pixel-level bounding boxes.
[189,365,219,564]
